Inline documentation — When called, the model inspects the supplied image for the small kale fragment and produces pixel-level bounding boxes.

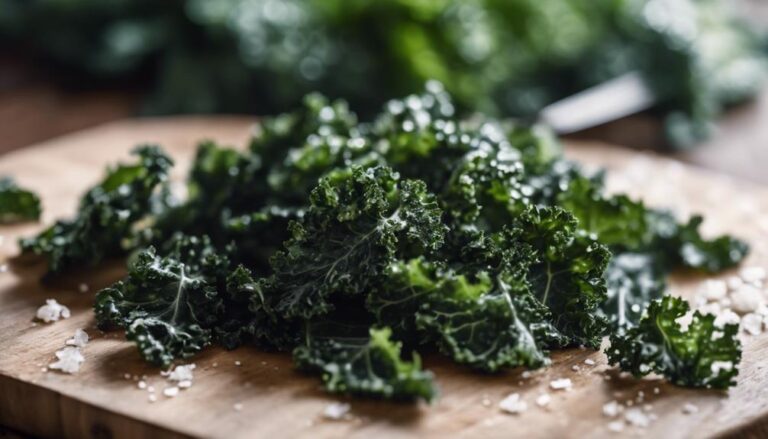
[601,253,665,330]
[20,146,173,273]
[294,326,437,401]
[0,177,41,223]
[608,296,741,389]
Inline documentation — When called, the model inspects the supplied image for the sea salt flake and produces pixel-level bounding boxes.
[549,378,572,391]
[65,329,89,347]
[607,420,625,432]
[624,408,650,428]
[603,401,622,417]
[714,310,741,328]
[49,347,84,374]
[741,313,763,335]
[584,359,596,366]
[730,285,764,314]
[137,381,147,390]
[499,393,527,414]
[535,394,551,408]
[234,403,243,411]
[177,380,192,389]
[163,387,179,398]
[740,267,766,284]
[727,276,744,291]
[698,280,727,301]
[682,403,699,414]
[36,299,70,323]
[163,364,196,382]
[148,394,157,403]
[323,402,351,420]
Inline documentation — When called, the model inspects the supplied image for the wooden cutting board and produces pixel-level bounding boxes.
[1,117,768,439]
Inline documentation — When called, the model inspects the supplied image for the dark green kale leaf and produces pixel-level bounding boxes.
[0,177,41,223]
[95,236,226,366]
[372,257,564,371]
[20,146,173,274]
[264,166,445,320]
[601,253,665,330]
[294,326,437,402]
[608,296,741,389]
[662,214,750,273]
[513,206,611,348]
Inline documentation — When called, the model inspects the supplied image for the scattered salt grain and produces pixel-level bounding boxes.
[571,365,580,372]
[65,329,89,348]
[727,276,744,291]
[124,373,131,380]
[602,401,621,417]
[78,283,89,293]
[148,394,157,403]
[0,264,7,273]
[682,403,699,414]
[698,280,727,301]
[163,364,196,382]
[235,360,242,366]
[730,285,763,314]
[741,313,763,335]
[714,309,741,327]
[499,393,527,414]
[740,267,766,284]
[234,403,243,411]
[549,378,572,391]
[36,299,70,323]
[147,386,155,393]
[607,420,625,432]
[584,359,596,366]
[653,387,660,395]
[163,387,179,398]
[137,381,147,390]
[624,408,650,428]
[535,394,551,408]
[177,380,192,389]
[521,371,531,379]
[481,395,491,407]
[48,347,84,374]
[323,402,351,420]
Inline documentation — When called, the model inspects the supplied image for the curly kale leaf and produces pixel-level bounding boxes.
[20,146,173,273]
[601,253,665,330]
[608,296,741,389]
[513,206,611,348]
[665,214,750,273]
[265,166,445,320]
[294,326,437,402]
[372,258,564,371]
[0,177,41,223]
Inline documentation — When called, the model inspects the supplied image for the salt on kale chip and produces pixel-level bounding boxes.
[20,146,172,274]
[0,177,41,223]
[608,296,741,389]
[294,326,437,402]
[263,165,445,320]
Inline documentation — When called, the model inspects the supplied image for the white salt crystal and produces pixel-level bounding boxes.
[731,285,763,314]
[698,280,727,301]
[727,276,744,291]
[323,402,351,420]
[535,393,551,408]
[740,267,766,284]
[682,403,699,414]
[624,408,650,428]
[177,380,192,389]
[741,313,763,335]
[499,393,527,414]
[49,347,84,374]
[584,358,596,366]
[65,329,89,348]
[607,420,625,432]
[36,299,70,323]
[603,401,621,417]
[714,309,741,328]
[549,378,572,391]
[137,381,147,390]
[711,361,734,375]
[163,387,179,398]
[148,394,157,403]
[233,403,243,411]
[163,364,195,382]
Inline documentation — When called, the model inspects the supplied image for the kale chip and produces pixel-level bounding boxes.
[608,296,742,389]
[0,177,41,223]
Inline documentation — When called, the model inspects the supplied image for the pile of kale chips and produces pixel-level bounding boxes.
[21,83,747,401]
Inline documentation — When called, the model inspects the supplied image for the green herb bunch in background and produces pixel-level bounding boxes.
[1,0,765,147]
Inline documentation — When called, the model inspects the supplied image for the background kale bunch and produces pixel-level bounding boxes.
[0,177,41,224]
[25,83,746,400]
[1,0,765,147]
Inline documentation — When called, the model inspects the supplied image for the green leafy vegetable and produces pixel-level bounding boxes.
[0,177,41,223]
[608,296,741,389]
[25,84,748,400]
[20,146,172,273]
[294,326,437,401]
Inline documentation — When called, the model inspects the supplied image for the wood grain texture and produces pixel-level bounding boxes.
[1,117,767,439]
